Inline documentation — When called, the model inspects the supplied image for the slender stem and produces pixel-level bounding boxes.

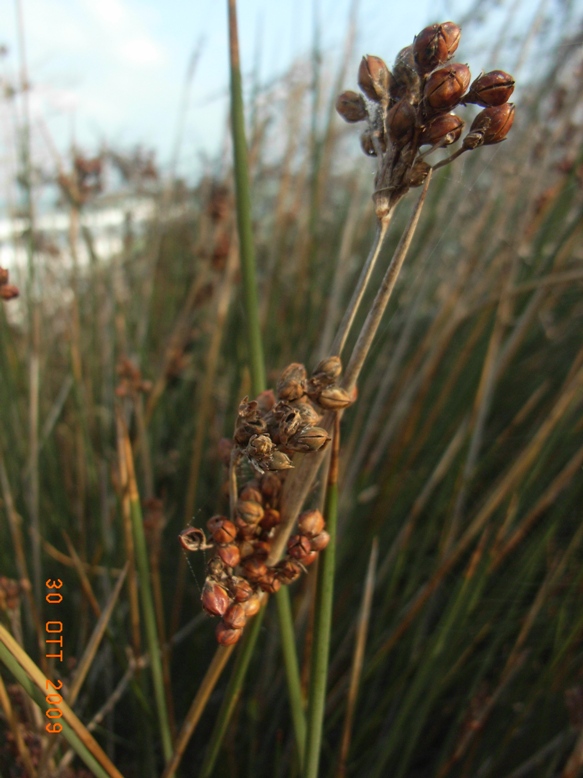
[343,171,432,394]
[200,609,265,777]
[331,213,393,358]
[304,414,340,778]
[228,0,265,396]
[276,587,307,766]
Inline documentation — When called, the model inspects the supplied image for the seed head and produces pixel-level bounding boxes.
[310,531,331,552]
[288,534,312,560]
[243,593,262,616]
[463,103,515,149]
[223,603,248,630]
[413,22,461,74]
[267,450,294,471]
[358,55,391,103]
[257,569,281,594]
[277,363,307,401]
[298,509,325,537]
[387,98,417,145]
[316,385,353,410]
[287,426,331,453]
[216,544,241,568]
[236,499,264,525]
[207,516,237,545]
[464,70,515,107]
[420,113,464,146]
[216,621,242,645]
[424,64,471,111]
[275,558,303,584]
[201,580,231,617]
[229,576,254,602]
[312,355,342,385]
[336,90,368,123]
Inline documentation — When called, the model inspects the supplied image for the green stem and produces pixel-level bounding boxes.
[228,0,265,396]
[200,608,265,777]
[276,587,307,766]
[304,415,340,777]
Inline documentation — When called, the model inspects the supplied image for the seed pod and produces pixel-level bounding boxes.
[260,507,282,531]
[238,538,256,558]
[386,99,417,145]
[216,621,242,646]
[257,569,281,594]
[267,450,294,471]
[252,540,271,558]
[238,396,260,420]
[223,603,247,630]
[413,22,461,74]
[243,555,268,582]
[336,90,368,122]
[298,509,325,537]
[302,551,319,566]
[292,399,322,427]
[275,558,303,584]
[312,356,342,386]
[278,408,303,443]
[420,113,464,146]
[239,483,263,503]
[207,516,237,545]
[316,385,353,410]
[244,593,262,617]
[288,534,312,560]
[358,55,391,102]
[201,580,231,617]
[277,363,307,401]
[207,556,226,579]
[216,544,241,568]
[310,531,331,552]
[236,499,264,525]
[391,46,421,102]
[178,527,207,552]
[464,70,515,107]
[260,472,282,502]
[229,576,254,602]
[463,103,515,149]
[409,160,431,188]
[234,418,267,446]
[424,64,471,111]
[287,426,331,453]
[246,434,274,463]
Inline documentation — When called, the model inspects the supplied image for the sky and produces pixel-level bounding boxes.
[0,0,580,187]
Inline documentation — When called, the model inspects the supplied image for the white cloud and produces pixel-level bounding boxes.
[120,36,165,67]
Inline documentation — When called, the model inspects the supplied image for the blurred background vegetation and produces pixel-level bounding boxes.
[1,0,583,776]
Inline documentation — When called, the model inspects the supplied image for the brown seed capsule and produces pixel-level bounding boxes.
[260,472,282,502]
[278,408,303,443]
[287,426,331,453]
[223,602,248,630]
[0,284,19,300]
[310,531,331,552]
[312,355,342,386]
[216,621,242,646]
[216,544,241,568]
[358,55,391,102]
[238,484,263,504]
[234,418,266,446]
[463,103,515,148]
[409,160,431,188]
[336,90,368,122]
[288,534,312,560]
[252,540,272,558]
[302,551,319,566]
[386,98,417,145]
[201,580,231,617]
[229,576,254,602]
[247,434,275,463]
[277,363,307,401]
[207,556,226,579]
[236,499,264,525]
[257,569,281,594]
[464,70,515,107]
[260,507,281,531]
[391,45,421,102]
[315,385,353,410]
[207,516,237,545]
[420,113,464,146]
[178,527,208,552]
[298,509,325,537]
[292,399,322,427]
[243,593,262,617]
[413,22,461,73]
[267,450,294,471]
[243,555,268,582]
[424,63,471,111]
[275,558,303,584]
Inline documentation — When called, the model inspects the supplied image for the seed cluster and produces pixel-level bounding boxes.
[180,356,352,645]
[336,21,516,217]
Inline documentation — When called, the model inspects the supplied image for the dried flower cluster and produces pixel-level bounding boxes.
[336,21,516,219]
[115,357,152,398]
[180,357,352,644]
[0,267,19,301]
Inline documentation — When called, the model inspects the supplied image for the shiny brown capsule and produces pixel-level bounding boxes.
[409,160,431,188]
[207,516,237,545]
[243,555,268,582]
[424,63,471,111]
[464,70,515,107]
[386,99,417,145]
[336,90,368,122]
[236,499,264,525]
[216,621,242,646]
[238,483,263,504]
[413,22,461,73]
[288,534,312,560]
[267,450,294,471]
[243,593,262,617]
[201,580,231,617]
[257,569,281,594]
[310,531,331,552]
[287,426,331,453]
[298,509,325,537]
[277,363,307,401]
[229,576,254,603]
[216,544,241,568]
[259,507,281,531]
[316,385,353,410]
[275,558,303,584]
[463,103,515,148]
[222,603,248,630]
[420,113,464,146]
[358,55,391,102]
